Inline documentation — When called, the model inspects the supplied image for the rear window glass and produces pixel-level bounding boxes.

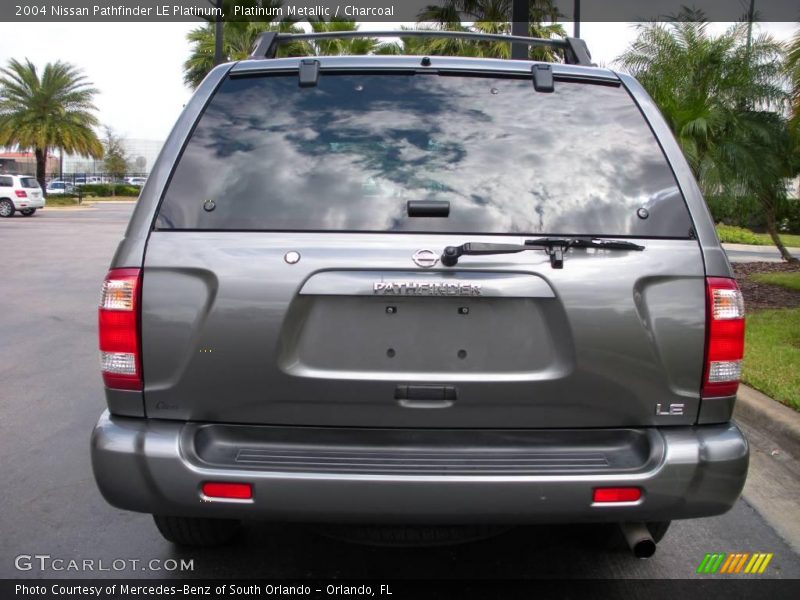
[156,73,692,237]
[21,177,39,188]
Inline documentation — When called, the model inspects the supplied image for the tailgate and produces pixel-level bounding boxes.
[141,233,705,427]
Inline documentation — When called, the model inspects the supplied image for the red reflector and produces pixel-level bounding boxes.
[15,190,27,198]
[593,487,642,503]
[202,482,253,500]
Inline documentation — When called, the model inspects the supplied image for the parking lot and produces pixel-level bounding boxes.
[1,203,799,580]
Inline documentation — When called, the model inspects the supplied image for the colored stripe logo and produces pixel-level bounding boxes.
[696,552,773,574]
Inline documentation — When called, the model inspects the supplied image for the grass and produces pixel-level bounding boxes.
[750,272,800,292]
[45,195,136,206]
[44,196,85,206]
[716,224,800,248]
[742,308,800,410]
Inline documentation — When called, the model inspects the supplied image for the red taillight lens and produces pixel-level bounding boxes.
[593,487,642,503]
[98,268,142,390]
[702,277,745,398]
[15,190,27,198]
[202,482,253,500]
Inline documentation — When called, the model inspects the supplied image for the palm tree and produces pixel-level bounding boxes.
[0,58,103,191]
[183,14,380,88]
[306,17,378,56]
[409,0,565,60]
[617,18,796,262]
[184,19,306,89]
[787,25,800,135]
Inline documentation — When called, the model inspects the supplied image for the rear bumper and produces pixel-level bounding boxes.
[91,411,748,523]
[14,198,44,209]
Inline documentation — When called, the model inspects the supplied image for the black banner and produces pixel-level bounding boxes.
[2,0,799,23]
[4,579,800,600]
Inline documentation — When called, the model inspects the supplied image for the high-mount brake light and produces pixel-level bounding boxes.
[98,268,142,390]
[702,278,745,398]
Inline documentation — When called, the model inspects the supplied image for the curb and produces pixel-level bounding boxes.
[43,205,96,211]
[722,243,800,253]
[734,385,800,457]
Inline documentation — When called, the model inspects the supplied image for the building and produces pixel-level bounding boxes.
[62,138,164,176]
[0,151,58,175]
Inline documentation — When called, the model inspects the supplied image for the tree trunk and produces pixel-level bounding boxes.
[35,146,47,195]
[764,210,798,263]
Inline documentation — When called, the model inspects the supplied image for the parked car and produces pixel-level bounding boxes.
[73,176,101,186]
[0,174,45,216]
[91,32,748,555]
[125,177,147,187]
[45,181,76,195]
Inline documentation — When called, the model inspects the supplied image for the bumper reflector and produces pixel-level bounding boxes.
[201,482,253,500]
[593,487,642,503]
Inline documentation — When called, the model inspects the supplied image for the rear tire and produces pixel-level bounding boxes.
[0,199,14,217]
[152,515,241,547]
[20,208,36,216]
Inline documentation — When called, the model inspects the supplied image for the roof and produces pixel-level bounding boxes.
[232,55,618,84]
[0,151,58,159]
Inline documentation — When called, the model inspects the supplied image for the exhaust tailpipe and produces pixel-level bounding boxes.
[619,522,656,558]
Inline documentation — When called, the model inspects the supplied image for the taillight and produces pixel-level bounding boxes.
[15,190,27,198]
[702,277,745,398]
[98,268,142,390]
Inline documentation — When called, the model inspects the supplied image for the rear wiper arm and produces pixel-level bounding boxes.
[441,237,645,269]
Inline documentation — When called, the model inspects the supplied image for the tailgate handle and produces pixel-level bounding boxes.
[395,385,457,403]
[407,200,450,217]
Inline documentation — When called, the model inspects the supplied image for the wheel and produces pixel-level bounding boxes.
[314,524,512,547]
[0,199,14,217]
[20,208,36,216]
[152,515,241,547]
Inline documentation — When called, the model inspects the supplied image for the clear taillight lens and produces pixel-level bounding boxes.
[100,351,137,375]
[702,278,745,398]
[98,268,142,390]
[711,287,745,320]
[100,278,137,310]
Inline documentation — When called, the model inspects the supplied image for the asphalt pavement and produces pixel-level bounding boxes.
[723,242,799,263]
[1,204,799,581]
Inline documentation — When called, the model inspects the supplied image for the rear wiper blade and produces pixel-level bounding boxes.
[441,237,645,269]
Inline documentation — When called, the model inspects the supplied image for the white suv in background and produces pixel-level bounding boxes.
[0,174,45,217]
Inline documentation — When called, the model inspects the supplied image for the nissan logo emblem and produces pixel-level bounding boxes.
[412,249,439,268]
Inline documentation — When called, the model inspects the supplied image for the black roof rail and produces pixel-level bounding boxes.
[248,30,594,66]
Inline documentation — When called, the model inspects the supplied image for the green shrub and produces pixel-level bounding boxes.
[715,223,762,244]
[777,198,800,234]
[706,194,763,229]
[80,183,139,197]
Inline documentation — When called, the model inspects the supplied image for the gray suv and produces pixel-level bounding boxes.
[91,32,748,556]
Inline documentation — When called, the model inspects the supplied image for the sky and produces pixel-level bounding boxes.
[0,20,796,142]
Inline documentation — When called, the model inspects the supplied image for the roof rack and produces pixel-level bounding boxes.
[249,30,593,67]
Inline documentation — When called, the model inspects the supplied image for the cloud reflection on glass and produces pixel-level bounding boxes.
[157,74,691,238]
